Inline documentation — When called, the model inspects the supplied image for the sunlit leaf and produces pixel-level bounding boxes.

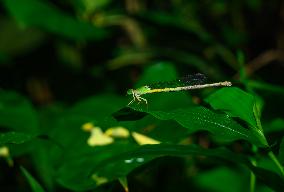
[125,105,266,147]
[205,87,267,146]
[206,87,257,127]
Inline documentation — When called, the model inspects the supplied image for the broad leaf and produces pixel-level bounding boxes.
[206,87,257,128]
[56,144,284,191]
[135,61,178,87]
[124,106,267,147]
[205,87,267,146]
[94,144,284,192]
[70,94,127,119]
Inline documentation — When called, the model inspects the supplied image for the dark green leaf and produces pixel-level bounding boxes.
[0,91,38,133]
[135,61,178,87]
[21,167,46,192]
[70,94,127,119]
[0,131,33,145]
[264,118,284,133]
[0,18,45,56]
[279,137,284,165]
[2,0,107,40]
[56,144,284,191]
[94,144,284,192]
[56,143,137,191]
[195,167,245,192]
[126,105,266,147]
[248,80,284,95]
[138,11,212,42]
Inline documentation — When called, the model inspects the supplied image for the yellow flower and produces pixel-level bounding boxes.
[87,127,114,146]
[82,122,95,132]
[105,126,130,138]
[132,132,160,145]
[0,146,9,157]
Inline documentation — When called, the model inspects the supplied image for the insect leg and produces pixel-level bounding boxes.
[127,99,135,106]
[128,90,136,106]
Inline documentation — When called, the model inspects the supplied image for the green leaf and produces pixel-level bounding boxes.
[205,87,267,146]
[263,118,284,133]
[55,140,284,191]
[70,94,127,120]
[206,87,257,128]
[21,167,46,192]
[56,143,137,191]
[0,132,33,145]
[92,144,284,191]
[126,105,266,147]
[2,0,107,40]
[0,91,38,133]
[195,167,245,192]
[135,61,178,87]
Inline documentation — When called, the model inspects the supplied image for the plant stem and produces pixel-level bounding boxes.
[250,171,256,192]
[268,151,284,176]
[252,101,284,176]
[250,159,257,192]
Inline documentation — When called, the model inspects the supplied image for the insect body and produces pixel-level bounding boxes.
[127,74,232,105]
[127,86,151,105]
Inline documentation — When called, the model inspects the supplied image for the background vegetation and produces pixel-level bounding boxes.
[0,0,284,191]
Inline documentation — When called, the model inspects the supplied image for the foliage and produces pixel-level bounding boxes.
[0,0,284,191]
